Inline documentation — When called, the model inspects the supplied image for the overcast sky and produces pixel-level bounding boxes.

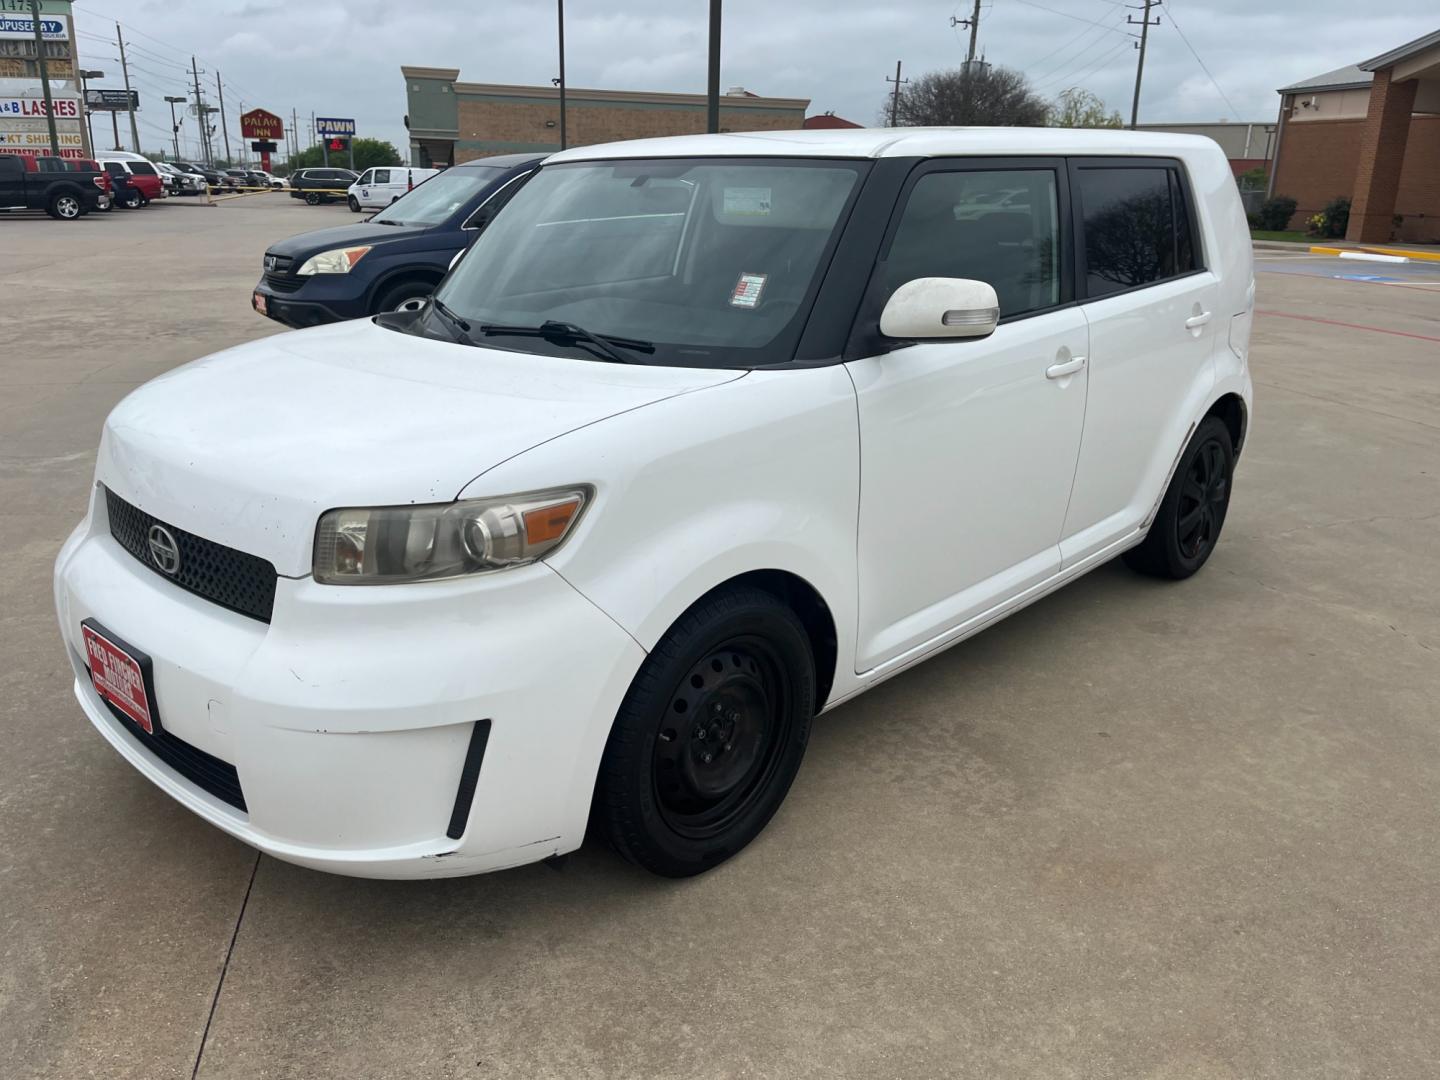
[68,0,1438,160]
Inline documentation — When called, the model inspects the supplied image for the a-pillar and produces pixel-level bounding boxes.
[1345,68,1417,243]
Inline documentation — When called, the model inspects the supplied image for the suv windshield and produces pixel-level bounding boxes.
[429,157,865,367]
[372,167,500,227]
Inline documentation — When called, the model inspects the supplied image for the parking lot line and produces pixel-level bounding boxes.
[1257,308,1440,344]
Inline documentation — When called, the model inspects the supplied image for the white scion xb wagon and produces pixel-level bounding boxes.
[55,128,1253,879]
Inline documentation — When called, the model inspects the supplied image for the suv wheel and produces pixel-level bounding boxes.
[305,191,322,206]
[373,280,434,314]
[594,585,815,877]
[121,190,142,210]
[1123,416,1235,579]
[48,192,82,220]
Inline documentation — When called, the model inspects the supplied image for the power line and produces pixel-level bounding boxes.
[1033,28,1124,88]
[1164,5,1243,120]
[1011,0,1133,36]
[1024,22,1109,76]
[1041,39,1133,94]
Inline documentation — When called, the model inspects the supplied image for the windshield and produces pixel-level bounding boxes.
[431,157,864,367]
[372,167,499,227]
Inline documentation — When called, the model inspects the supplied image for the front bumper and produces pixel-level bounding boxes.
[54,485,646,878]
[252,277,363,328]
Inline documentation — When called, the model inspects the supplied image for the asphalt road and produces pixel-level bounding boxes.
[4,198,1439,1079]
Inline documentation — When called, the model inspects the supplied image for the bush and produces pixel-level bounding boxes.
[1320,196,1350,238]
[1256,195,1297,231]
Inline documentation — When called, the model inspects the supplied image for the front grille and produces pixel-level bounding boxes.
[105,487,279,623]
[96,693,247,811]
[264,272,304,293]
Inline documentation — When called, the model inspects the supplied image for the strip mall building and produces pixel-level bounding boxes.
[401,66,808,166]
[1270,28,1440,242]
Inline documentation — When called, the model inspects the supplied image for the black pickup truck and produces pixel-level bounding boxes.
[0,155,105,219]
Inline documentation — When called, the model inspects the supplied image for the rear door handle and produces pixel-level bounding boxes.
[1046,356,1086,379]
[1185,311,1213,330]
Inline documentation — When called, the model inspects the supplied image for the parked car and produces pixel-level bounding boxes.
[288,167,359,204]
[96,154,165,207]
[259,171,287,190]
[0,154,105,218]
[174,161,223,189]
[155,160,205,196]
[55,129,1253,880]
[347,166,440,212]
[254,153,540,327]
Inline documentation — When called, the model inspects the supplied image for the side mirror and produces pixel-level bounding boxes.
[879,277,1000,340]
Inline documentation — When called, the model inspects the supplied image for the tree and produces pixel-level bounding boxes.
[882,65,1051,128]
[281,137,404,174]
[1049,88,1124,129]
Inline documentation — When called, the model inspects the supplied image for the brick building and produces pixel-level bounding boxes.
[1269,29,1440,242]
[401,66,809,166]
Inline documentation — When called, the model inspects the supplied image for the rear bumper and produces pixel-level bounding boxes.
[54,486,646,878]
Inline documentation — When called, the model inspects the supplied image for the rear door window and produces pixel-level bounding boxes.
[129,162,157,176]
[373,169,391,185]
[1074,164,1197,298]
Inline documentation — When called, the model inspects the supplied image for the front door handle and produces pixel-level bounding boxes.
[1185,311,1213,330]
[1046,356,1086,379]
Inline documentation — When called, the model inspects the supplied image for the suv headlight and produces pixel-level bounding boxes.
[296,245,372,275]
[313,486,592,585]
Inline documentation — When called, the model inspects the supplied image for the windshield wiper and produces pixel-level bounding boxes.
[476,321,655,364]
[425,297,473,343]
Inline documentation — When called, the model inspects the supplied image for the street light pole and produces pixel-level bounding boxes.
[165,95,187,160]
[78,68,106,160]
[556,0,566,150]
[706,0,721,133]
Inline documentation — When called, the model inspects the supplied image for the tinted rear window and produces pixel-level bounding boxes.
[129,163,157,176]
[1075,165,1195,298]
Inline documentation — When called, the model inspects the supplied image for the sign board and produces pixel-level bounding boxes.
[0,14,67,41]
[315,116,355,137]
[1,95,80,119]
[0,129,83,149]
[85,89,138,111]
[250,139,276,152]
[240,108,283,140]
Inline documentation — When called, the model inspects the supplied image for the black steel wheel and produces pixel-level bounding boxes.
[595,584,815,877]
[1124,416,1235,579]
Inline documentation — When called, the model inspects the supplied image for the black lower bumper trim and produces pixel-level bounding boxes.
[446,719,492,840]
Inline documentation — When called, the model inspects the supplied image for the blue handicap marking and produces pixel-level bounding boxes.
[1334,273,1404,283]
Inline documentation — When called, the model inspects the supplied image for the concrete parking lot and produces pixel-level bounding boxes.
[3,197,1439,1079]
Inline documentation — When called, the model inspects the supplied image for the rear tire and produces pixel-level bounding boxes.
[120,190,142,210]
[595,585,814,878]
[47,192,82,220]
[1123,416,1235,580]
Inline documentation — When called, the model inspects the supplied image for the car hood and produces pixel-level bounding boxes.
[97,318,744,576]
[266,221,435,259]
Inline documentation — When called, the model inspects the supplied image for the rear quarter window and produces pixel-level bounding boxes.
[129,163,157,176]
[1074,163,1198,299]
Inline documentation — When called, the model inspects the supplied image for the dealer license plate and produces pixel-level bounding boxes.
[81,622,155,735]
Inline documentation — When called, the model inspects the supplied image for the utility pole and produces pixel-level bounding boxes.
[116,23,140,152]
[28,0,60,156]
[706,0,721,133]
[291,108,299,169]
[1128,0,1161,129]
[191,57,211,164]
[886,61,909,127]
[215,72,231,164]
[952,0,982,64]
[556,0,567,150]
[165,95,186,160]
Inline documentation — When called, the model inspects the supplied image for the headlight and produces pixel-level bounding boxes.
[296,245,372,275]
[313,486,592,585]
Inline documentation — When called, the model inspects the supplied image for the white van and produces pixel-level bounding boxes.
[55,128,1253,880]
[347,166,440,212]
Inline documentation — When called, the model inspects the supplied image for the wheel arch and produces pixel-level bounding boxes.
[681,569,838,711]
[1204,392,1247,457]
[365,264,447,312]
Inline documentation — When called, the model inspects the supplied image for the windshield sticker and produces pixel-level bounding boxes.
[723,187,772,216]
[730,272,767,308]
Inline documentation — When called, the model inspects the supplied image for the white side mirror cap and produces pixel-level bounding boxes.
[879,277,1000,340]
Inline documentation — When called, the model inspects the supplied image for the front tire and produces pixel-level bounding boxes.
[1123,416,1235,579]
[347,195,360,212]
[595,585,815,877]
[372,279,435,314]
[305,191,321,205]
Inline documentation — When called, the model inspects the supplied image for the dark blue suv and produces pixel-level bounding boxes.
[252,153,543,329]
